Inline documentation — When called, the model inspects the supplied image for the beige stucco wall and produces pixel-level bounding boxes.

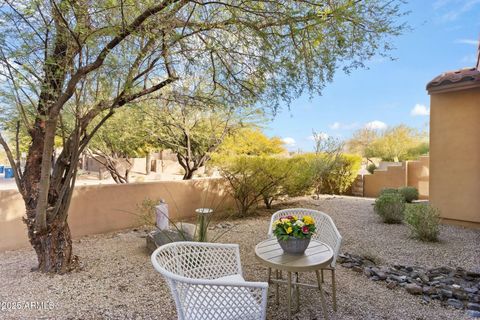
[429,88,480,226]
[0,178,234,251]
[407,156,429,200]
[363,157,430,199]
[363,163,407,197]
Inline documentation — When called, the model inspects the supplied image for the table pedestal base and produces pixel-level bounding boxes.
[267,268,329,320]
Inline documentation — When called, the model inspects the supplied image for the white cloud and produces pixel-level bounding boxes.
[282,137,296,146]
[330,122,341,130]
[411,104,430,116]
[365,121,387,130]
[329,122,359,130]
[455,39,480,46]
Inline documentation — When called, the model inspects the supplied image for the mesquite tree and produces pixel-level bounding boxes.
[0,0,406,273]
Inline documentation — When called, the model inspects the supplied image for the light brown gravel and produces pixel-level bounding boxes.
[0,195,479,320]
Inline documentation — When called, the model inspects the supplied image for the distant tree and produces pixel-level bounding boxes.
[0,0,407,273]
[152,92,253,180]
[346,128,379,164]
[87,106,155,183]
[216,128,286,157]
[366,125,428,162]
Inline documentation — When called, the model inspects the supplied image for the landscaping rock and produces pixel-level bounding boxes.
[339,251,480,311]
[468,303,480,311]
[447,298,464,309]
[406,283,423,295]
[467,310,480,318]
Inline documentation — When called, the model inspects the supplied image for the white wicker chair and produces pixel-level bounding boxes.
[151,242,268,320]
[267,208,342,311]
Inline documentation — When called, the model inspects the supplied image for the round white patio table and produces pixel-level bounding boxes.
[254,238,333,320]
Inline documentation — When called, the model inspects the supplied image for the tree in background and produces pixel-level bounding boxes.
[0,0,407,273]
[216,128,286,157]
[87,106,155,183]
[151,88,256,180]
[365,125,428,162]
[346,128,379,164]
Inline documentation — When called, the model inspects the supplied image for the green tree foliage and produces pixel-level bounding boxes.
[151,89,259,180]
[216,128,286,157]
[365,125,428,162]
[88,105,156,183]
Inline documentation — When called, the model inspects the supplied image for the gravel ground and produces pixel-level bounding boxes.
[1,195,479,320]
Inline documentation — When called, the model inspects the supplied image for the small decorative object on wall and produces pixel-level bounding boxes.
[273,215,316,255]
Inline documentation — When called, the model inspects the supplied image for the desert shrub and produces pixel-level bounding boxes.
[405,204,440,242]
[282,155,316,197]
[398,187,419,203]
[322,154,362,194]
[366,163,377,174]
[374,193,405,224]
[218,155,289,216]
[379,188,400,197]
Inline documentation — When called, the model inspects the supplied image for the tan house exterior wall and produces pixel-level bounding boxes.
[429,88,480,227]
[0,178,234,251]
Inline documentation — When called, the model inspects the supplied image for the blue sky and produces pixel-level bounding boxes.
[265,0,480,152]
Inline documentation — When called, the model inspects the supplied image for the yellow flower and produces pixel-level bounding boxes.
[286,227,293,234]
[293,215,298,220]
[303,215,315,225]
[273,219,281,226]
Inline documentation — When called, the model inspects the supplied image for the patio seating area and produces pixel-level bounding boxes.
[1,195,478,320]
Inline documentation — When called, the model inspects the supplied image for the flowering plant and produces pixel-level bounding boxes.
[272,215,316,240]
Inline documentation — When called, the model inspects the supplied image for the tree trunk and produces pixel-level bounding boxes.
[145,153,151,175]
[26,207,76,273]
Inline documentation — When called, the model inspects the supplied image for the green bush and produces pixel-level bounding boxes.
[366,163,377,174]
[398,187,419,203]
[322,154,362,194]
[405,204,440,242]
[379,188,400,197]
[374,193,405,224]
[218,155,289,216]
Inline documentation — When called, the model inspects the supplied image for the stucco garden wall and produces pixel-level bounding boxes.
[0,178,234,251]
[363,157,429,199]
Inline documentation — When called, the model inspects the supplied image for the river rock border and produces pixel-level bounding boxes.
[338,253,480,317]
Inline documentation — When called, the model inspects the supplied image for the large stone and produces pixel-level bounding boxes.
[440,289,453,299]
[406,283,423,295]
[447,298,464,309]
[468,303,480,312]
[466,310,480,318]
[146,223,196,254]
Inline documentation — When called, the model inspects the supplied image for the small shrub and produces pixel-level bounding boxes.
[374,193,405,224]
[379,188,400,197]
[398,187,419,203]
[366,163,377,174]
[405,204,440,242]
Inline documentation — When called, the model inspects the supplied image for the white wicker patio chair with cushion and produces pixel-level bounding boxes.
[267,208,342,311]
[151,241,268,320]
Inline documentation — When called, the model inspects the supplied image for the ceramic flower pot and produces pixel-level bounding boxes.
[277,237,311,255]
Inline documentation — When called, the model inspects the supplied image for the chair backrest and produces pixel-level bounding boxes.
[152,242,267,320]
[151,241,242,281]
[268,208,342,267]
